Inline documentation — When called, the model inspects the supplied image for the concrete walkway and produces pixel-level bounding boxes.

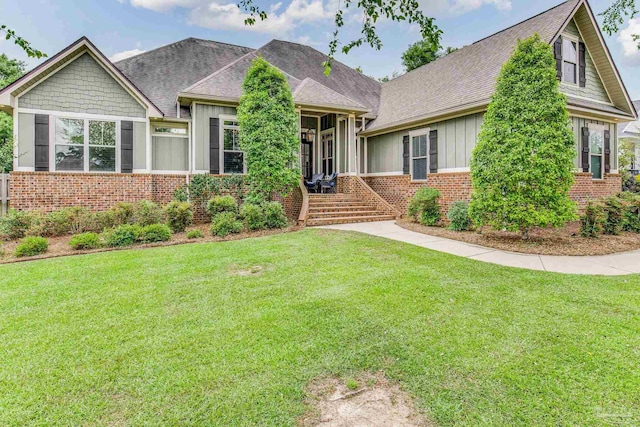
[320,221,640,276]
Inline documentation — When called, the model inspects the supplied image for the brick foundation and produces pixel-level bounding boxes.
[364,172,622,216]
[336,175,400,217]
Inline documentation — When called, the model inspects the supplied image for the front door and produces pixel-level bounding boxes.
[321,129,334,175]
[301,141,313,181]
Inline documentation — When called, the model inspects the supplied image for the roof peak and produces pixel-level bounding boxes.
[115,37,253,64]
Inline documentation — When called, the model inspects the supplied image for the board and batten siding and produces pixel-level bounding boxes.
[571,117,617,170]
[152,136,189,171]
[19,53,146,118]
[559,19,610,104]
[366,113,484,173]
[193,104,237,171]
[17,113,35,169]
[133,122,146,170]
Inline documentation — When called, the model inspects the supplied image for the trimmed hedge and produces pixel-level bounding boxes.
[140,224,172,243]
[15,236,48,257]
[165,201,193,232]
[69,233,102,250]
[408,187,441,226]
[240,203,266,231]
[447,201,472,231]
[211,212,243,237]
[208,195,238,217]
[102,224,143,247]
[186,229,204,239]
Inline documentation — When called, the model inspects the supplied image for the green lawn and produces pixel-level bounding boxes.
[1,229,639,426]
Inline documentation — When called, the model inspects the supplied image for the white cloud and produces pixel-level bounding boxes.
[109,48,146,62]
[619,18,640,65]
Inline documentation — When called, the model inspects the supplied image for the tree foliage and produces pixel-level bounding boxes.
[601,0,638,43]
[0,54,27,172]
[469,34,577,238]
[237,57,299,203]
[401,40,457,72]
[0,25,46,59]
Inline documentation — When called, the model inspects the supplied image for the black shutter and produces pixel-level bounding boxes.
[121,121,133,173]
[554,37,563,80]
[581,127,590,172]
[34,114,49,171]
[604,129,611,174]
[579,42,586,88]
[210,117,220,174]
[429,130,438,173]
[402,135,410,174]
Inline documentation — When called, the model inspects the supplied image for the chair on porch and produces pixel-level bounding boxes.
[305,173,324,193]
[319,173,338,194]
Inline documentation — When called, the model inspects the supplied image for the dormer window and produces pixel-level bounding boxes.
[562,38,578,85]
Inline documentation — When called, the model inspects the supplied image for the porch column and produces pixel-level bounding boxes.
[296,108,302,171]
[348,114,357,175]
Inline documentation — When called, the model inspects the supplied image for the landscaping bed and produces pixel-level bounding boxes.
[397,218,640,256]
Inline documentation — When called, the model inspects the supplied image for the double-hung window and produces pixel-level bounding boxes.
[410,129,429,181]
[54,118,117,172]
[589,125,605,179]
[221,118,245,174]
[562,38,578,85]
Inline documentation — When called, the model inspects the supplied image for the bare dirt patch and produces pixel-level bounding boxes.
[397,219,640,256]
[300,372,432,427]
[228,264,265,276]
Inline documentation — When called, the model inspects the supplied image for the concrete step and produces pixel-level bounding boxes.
[307,215,396,226]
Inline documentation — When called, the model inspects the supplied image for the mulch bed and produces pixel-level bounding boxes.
[397,219,640,256]
[0,224,302,265]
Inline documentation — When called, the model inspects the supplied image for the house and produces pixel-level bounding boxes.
[619,101,640,178]
[0,0,636,225]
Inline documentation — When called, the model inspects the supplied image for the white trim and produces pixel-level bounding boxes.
[187,120,192,176]
[132,169,148,174]
[218,114,245,175]
[14,166,34,172]
[561,34,580,86]
[145,118,152,172]
[437,167,471,173]
[320,128,335,175]
[191,102,196,173]
[12,97,18,171]
[193,169,209,174]
[150,170,189,175]
[408,127,431,181]
[316,116,321,174]
[364,136,368,175]
[360,171,404,177]
[17,108,146,122]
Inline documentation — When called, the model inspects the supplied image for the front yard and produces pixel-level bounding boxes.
[1,229,639,426]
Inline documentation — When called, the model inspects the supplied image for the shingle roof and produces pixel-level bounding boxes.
[366,0,581,132]
[115,38,254,118]
[292,78,367,111]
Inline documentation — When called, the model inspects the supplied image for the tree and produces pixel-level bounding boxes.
[468,34,577,239]
[401,40,458,72]
[601,0,639,44]
[0,25,46,59]
[237,57,299,203]
[619,138,638,190]
[0,54,27,172]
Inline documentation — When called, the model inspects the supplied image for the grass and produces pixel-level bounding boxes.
[1,228,639,426]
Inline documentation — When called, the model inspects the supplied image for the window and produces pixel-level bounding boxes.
[221,119,244,174]
[562,38,578,85]
[410,130,429,181]
[589,126,604,179]
[154,126,187,135]
[55,118,118,172]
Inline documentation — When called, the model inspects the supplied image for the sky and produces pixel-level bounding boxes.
[1,0,639,100]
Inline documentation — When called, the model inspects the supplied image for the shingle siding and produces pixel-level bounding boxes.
[19,52,146,118]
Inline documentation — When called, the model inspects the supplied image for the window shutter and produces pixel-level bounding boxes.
[581,127,590,172]
[604,129,611,174]
[578,42,586,88]
[34,114,49,171]
[402,135,410,174]
[210,117,220,174]
[554,36,563,80]
[121,121,133,173]
[429,130,438,173]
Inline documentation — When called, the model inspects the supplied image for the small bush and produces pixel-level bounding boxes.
[240,203,266,230]
[165,201,193,232]
[602,196,624,235]
[207,195,238,217]
[140,224,172,243]
[0,209,34,240]
[15,236,48,257]
[407,187,441,226]
[109,202,135,226]
[263,201,288,229]
[69,232,102,250]
[132,200,165,226]
[60,207,99,234]
[447,201,472,231]
[102,224,143,247]
[580,201,606,238]
[40,209,73,236]
[211,212,243,237]
[186,229,204,239]
[619,192,640,233]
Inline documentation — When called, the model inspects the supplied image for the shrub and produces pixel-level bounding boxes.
[40,209,73,236]
[69,232,102,250]
[240,203,266,230]
[468,34,576,238]
[211,212,243,237]
[186,229,204,239]
[447,201,472,231]
[602,196,624,235]
[102,224,143,247]
[140,224,172,243]
[60,207,99,234]
[15,236,48,257]
[207,195,238,217]
[619,192,640,233]
[132,200,165,226]
[263,201,288,229]
[165,201,193,232]
[108,202,134,226]
[0,209,34,240]
[407,187,441,226]
[580,201,605,238]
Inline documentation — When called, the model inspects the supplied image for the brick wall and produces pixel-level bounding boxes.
[364,172,621,216]
[337,176,400,217]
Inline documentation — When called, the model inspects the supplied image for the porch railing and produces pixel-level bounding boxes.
[1,173,9,216]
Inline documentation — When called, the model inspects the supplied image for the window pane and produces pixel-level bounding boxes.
[56,118,84,145]
[419,134,428,157]
[224,128,239,150]
[563,62,576,84]
[89,121,116,146]
[412,136,420,157]
[563,39,577,63]
[89,147,116,172]
[224,152,244,174]
[591,155,602,179]
[589,129,603,154]
[223,120,239,127]
[154,127,187,135]
[413,158,427,180]
[55,145,84,171]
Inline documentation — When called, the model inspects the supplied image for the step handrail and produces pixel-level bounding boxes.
[297,178,310,226]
